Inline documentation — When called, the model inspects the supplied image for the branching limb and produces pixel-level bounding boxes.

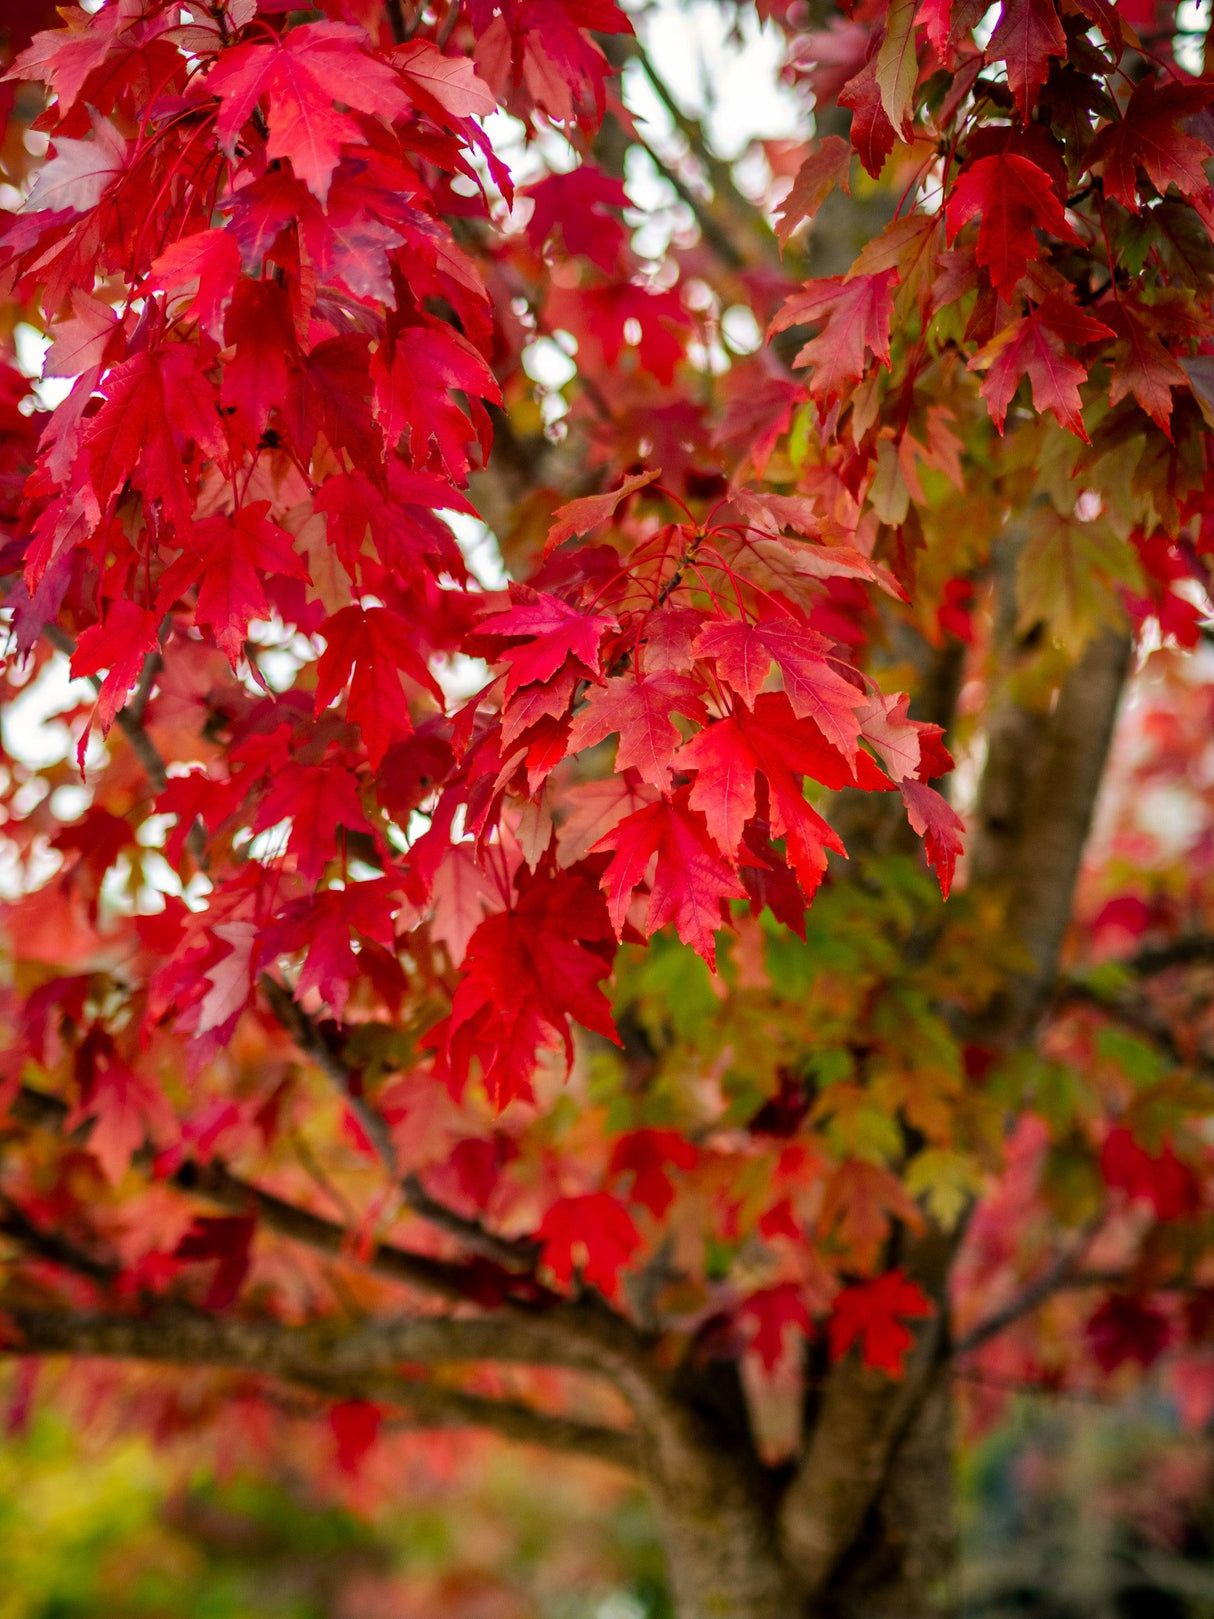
[951,1218,1105,1358]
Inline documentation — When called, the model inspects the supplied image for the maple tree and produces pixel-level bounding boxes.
[2,0,1214,1614]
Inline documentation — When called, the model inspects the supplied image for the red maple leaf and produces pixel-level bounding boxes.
[838,52,899,179]
[148,228,242,341]
[182,502,310,666]
[774,136,852,243]
[173,1215,255,1310]
[523,166,630,271]
[545,469,661,556]
[314,605,442,768]
[984,0,1066,117]
[593,793,748,967]
[769,271,898,402]
[477,587,616,694]
[1100,1126,1202,1220]
[70,600,158,734]
[567,672,708,788]
[677,694,880,891]
[208,21,410,203]
[945,153,1078,298]
[900,778,965,897]
[692,617,864,756]
[968,294,1115,439]
[828,1270,934,1376]
[536,1192,642,1299]
[739,1282,815,1373]
[254,764,371,886]
[1087,78,1214,213]
[69,1033,178,1187]
[609,1129,699,1217]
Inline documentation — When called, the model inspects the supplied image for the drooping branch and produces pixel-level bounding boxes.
[6,1082,662,1396]
[0,1306,641,1470]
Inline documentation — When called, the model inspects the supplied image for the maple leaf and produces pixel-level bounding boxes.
[945,153,1078,298]
[314,605,442,768]
[900,779,964,897]
[438,870,619,1107]
[691,617,865,756]
[70,600,159,734]
[769,271,898,402]
[1015,504,1141,650]
[477,587,616,694]
[148,228,242,342]
[208,21,411,202]
[677,694,877,899]
[1103,297,1191,435]
[739,1283,814,1373]
[819,1161,923,1269]
[554,776,658,868]
[854,693,928,781]
[774,136,852,244]
[567,673,708,788]
[609,1129,699,1218]
[545,469,661,556]
[1100,1127,1201,1220]
[173,1215,255,1310]
[984,0,1066,118]
[220,279,295,438]
[968,294,1115,439]
[80,351,192,534]
[536,1193,642,1299]
[828,1270,934,1376]
[70,1034,178,1187]
[523,166,630,271]
[372,325,500,478]
[1087,78,1214,212]
[593,794,748,967]
[185,503,310,666]
[875,0,919,132]
[25,108,125,213]
[254,764,371,885]
[721,529,906,607]
[838,52,899,179]
[393,40,496,119]
[43,288,120,378]
[262,879,399,1017]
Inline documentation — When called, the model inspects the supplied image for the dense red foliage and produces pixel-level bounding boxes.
[1,0,1214,1542]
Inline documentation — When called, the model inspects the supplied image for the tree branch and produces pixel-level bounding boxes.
[0,1306,640,1470]
[258,974,544,1273]
[7,1082,657,1391]
[951,1218,1105,1358]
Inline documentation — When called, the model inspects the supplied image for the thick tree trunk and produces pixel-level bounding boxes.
[646,1371,957,1619]
[818,1372,957,1619]
[653,1477,803,1619]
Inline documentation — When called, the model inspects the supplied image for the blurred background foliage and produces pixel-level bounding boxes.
[0,1409,670,1619]
[1,1399,1213,1619]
